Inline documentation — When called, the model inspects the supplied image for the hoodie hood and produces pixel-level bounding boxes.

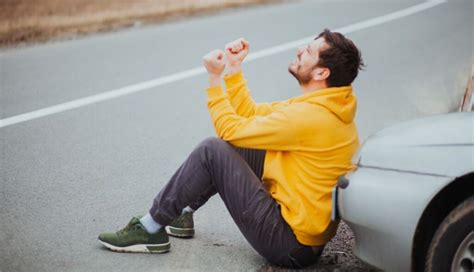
[291,86,356,123]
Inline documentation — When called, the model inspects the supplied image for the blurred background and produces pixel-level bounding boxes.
[0,0,278,46]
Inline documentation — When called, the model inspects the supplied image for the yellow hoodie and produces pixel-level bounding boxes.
[206,71,359,246]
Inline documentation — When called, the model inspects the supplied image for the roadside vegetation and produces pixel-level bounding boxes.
[0,0,277,47]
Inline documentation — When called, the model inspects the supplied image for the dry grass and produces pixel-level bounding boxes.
[0,0,278,47]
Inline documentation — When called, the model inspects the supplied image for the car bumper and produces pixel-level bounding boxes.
[336,166,451,271]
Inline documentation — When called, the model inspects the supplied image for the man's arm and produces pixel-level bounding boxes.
[224,38,287,118]
[206,84,304,150]
[202,48,304,150]
[224,71,288,117]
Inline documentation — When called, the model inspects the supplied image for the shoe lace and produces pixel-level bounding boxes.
[117,217,142,235]
[171,211,192,227]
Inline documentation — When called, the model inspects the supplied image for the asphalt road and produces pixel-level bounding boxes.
[1,0,472,271]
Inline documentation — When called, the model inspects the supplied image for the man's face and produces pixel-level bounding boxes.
[288,37,327,85]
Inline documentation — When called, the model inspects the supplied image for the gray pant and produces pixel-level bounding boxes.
[149,137,322,268]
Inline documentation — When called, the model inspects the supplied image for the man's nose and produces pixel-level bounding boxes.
[297,47,304,56]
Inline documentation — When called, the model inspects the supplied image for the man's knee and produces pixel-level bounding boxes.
[196,136,230,153]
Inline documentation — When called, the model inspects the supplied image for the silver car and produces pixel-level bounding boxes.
[335,111,473,271]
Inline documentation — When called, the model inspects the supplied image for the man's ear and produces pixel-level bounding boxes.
[313,67,330,81]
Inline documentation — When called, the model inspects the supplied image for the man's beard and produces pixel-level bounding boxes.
[288,64,312,85]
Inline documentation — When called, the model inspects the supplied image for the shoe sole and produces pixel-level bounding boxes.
[165,226,195,238]
[98,240,170,253]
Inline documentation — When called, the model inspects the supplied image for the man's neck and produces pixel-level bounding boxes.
[299,81,327,94]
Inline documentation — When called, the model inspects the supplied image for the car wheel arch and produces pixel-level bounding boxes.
[411,172,474,272]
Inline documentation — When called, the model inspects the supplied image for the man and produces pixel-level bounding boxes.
[98,29,364,268]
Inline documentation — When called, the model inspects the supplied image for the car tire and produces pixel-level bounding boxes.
[425,196,474,272]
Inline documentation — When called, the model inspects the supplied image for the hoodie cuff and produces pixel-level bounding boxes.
[206,85,225,99]
[224,71,245,89]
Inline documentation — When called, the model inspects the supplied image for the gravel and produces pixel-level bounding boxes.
[257,221,377,271]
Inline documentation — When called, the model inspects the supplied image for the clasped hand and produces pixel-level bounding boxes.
[202,38,250,86]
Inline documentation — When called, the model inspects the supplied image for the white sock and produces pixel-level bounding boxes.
[140,213,162,234]
[183,206,194,213]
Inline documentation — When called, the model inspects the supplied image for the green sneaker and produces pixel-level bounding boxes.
[98,216,170,253]
[165,211,195,238]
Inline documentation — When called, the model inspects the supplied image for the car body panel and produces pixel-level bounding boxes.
[359,112,473,176]
[339,168,451,271]
[338,112,474,271]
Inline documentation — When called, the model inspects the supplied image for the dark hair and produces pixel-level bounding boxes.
[315,29,364,87]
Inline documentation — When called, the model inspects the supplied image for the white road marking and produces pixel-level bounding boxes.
[0,0,446,129]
